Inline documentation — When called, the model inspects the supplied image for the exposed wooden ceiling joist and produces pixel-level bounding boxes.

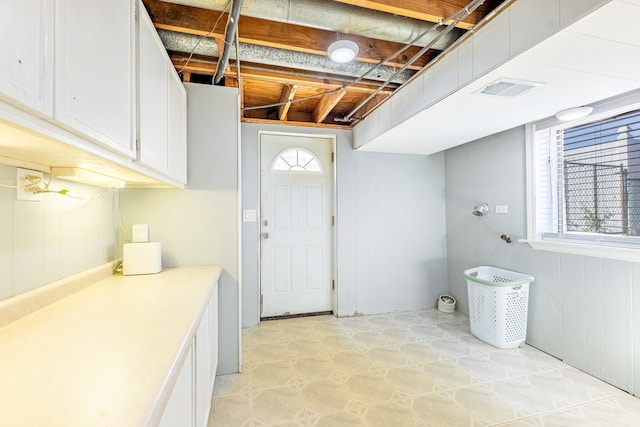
[170,56,397,95]
[278,84,298,121]
[142,0,508,128]
[335,0,501,29]
[145,0,438,70]
[312,90,347,123]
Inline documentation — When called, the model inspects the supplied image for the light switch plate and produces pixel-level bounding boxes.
[495,205,508,214]
[243,209,257,222]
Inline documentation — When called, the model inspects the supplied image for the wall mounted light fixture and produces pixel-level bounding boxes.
[51,167,126,188]
[555,106,593,122]
[327,39,359,63]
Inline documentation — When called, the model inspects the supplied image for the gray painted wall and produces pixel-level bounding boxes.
[0,164,116,300]
[445,126,640,395]
[119,84,240,375]
[241,123,448,327]
[337,150,448,317]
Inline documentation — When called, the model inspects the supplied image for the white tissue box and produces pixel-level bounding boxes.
[123,242,162,275]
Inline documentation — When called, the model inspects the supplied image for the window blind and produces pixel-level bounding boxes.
[533,108,640,245]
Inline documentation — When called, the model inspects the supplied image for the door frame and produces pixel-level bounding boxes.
[257,130,337,322]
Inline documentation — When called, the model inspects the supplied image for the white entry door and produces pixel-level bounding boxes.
[260,133,333,318]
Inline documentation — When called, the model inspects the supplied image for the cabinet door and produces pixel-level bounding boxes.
[208,285,219,395]
[138,4,168,173]
[0,0,53,116]
[194,306,211,427]
[167,66,187,184]
[55,0,136,158]
[160,346,194,427]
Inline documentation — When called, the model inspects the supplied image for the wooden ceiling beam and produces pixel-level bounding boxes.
[312,90,347,123]
[278,84,298,121]
[143,0,436,70]
[352,92,392,119]
[242,117,350,130]
[334,0,501,29]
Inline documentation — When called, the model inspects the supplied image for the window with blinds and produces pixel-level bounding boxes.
[532,107,640,247]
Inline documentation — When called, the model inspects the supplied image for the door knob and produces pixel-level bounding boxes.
[262,232,270,239]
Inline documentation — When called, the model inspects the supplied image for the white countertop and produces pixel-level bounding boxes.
[0,266,221,427]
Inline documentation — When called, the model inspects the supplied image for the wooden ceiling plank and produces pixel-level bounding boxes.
[242,117,349,130]
[312,90,347,123]
[278,84,298,121]
[334,0,498,29]
[143,0,432,70]
[353,92,391,119]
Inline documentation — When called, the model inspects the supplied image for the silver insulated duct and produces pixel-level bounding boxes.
[158,30,415,84]
[159,0,464,50]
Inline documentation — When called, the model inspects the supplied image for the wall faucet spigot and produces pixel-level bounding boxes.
[500,233,512,244]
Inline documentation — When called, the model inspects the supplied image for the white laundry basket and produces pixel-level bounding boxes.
[464,266,534,349]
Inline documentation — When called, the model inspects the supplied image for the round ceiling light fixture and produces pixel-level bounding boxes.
[327,39,359,63]
[555,106,593,122]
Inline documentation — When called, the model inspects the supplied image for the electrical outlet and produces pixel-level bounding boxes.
[16,168,44,201]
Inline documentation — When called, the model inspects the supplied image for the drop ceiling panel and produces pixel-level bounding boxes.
[357,0,640,155]
[360,56,640,155]
[565,0,640,45]
[520,31,640,81]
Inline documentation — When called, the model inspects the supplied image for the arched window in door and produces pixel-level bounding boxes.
[271,147,323,173]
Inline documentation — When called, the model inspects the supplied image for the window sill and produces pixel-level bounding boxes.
[520,239,640,262]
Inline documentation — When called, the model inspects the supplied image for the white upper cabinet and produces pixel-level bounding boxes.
[138,5,169,173]
[54,0,136,159]
[0,0,187,188]
[0,0,54,116]
[167,66,188,184]
[138,1,187,185]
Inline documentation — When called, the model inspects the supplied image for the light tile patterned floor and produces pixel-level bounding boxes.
[208,310,640,426]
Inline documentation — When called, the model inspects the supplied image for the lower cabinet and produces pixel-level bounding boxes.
[159,286,219,427]
[159,346,194,427]
[194,304,211,427]
[208,287,219,397]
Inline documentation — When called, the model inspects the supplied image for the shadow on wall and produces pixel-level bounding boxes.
[423,257,449,310]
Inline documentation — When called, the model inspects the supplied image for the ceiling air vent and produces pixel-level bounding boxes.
[478,78,544,97]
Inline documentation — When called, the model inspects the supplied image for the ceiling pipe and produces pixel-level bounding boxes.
[168,53,400,89]
[213,0,243,84]
[158,30,414,84]
[159,0,464,50]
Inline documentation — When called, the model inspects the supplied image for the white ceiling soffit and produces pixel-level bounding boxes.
[358,0,640,156]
